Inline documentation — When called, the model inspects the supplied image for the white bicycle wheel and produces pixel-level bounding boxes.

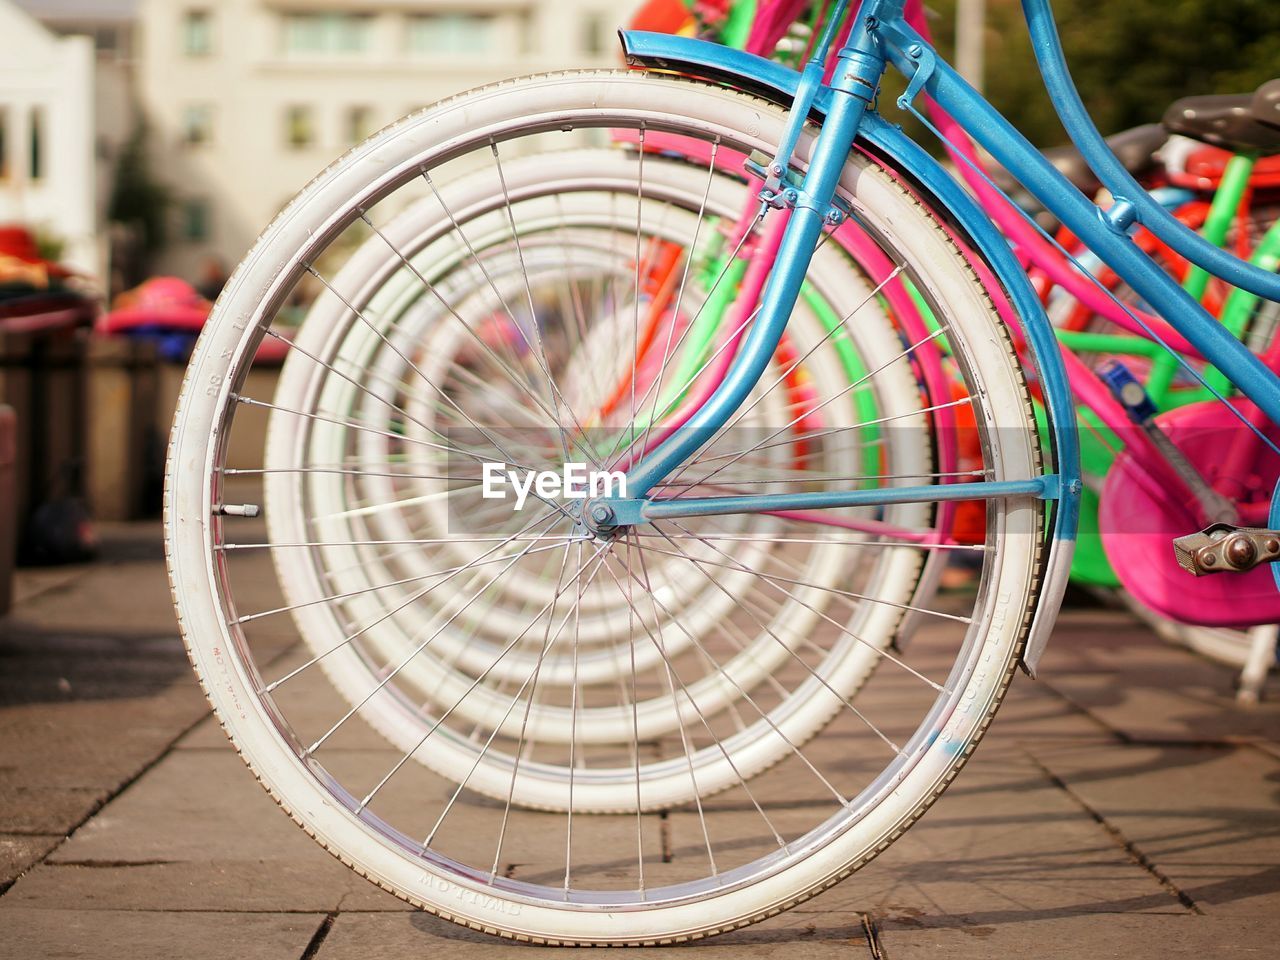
[261,148,934,806]
[167,71,1047,944]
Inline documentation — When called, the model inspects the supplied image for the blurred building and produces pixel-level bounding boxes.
[0,1,98,275]
[136,0,624,279]
[8,0,140,283]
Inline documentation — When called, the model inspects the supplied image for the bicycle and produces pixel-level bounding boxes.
[165,0,1280,943]
[637,0,1280,691]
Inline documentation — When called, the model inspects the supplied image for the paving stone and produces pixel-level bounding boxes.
[20,747,288,870]
[272,746,669,892]
[4,860,400,914]
[1027,740,1280,917]
[0,783,107,836]
[314,909,874,956]
[668,748,1181,920]
[0,696,206,795]
[0,716,213,836]
[6,749,400,913]
[0,908,323,960]
[878,913,1280,959]
[981,673,1113,746]
[7,525,180,638]
[172,715,232,750]
[9,565,86,608]
[1034,610,1280,743]
[0,834,60,888]
[1,528,213,838]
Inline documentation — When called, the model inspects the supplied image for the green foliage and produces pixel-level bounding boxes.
[882,0,1280,147]
[107,123,170,254]
[33,229,65,263]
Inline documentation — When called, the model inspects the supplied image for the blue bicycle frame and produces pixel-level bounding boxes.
[596,0,1280,665]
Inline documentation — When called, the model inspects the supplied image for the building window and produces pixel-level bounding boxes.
[181,104,213,146]
[285,105,315,149]
[283,13,372,55]
[183,10,213,56]
[98,25,121,56]
[407,14,493,56]
[29,107,45,181]
[182,198,211,242]
[346,106,374,145]
[582,13,608,56]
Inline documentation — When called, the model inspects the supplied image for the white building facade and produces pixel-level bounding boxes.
[137,0,625,278]
[0,1,97,274]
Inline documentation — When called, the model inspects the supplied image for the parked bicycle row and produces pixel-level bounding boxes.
[12,0,1271,946]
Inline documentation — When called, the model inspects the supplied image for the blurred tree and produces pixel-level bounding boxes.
[885,0,1280,147]
[108,123,170,256]
[33,229,66,264]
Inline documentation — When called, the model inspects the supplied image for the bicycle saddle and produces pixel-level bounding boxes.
[990,124,1166,195]
[1252,78,1280,131]
[1162,92,1280,155]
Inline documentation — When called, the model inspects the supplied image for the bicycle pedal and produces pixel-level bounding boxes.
[1172,523,1280,576]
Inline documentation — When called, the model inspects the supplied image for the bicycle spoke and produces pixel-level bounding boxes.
[661,324,948,492]
[600,206,767,467]
[263,511,568,689]
[240,508,566,626]
[357,543,613,813]
[648,527,913,752]
[666,520,954,672]
[489,541,575,881]
[642,531,983,551]
[606,547,847,805]
[681,395,971,473]
[490,141,598,466]
[292,273,556,478]
[632,535,719,877]
[594,552,787,848]
[638,141,720,461]
[422,545,611,855]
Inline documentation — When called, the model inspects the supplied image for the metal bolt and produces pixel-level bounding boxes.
[1203,553,1217,567]
[825,209,843,225]
[907,43,923,57]
[591,504,615,525]
[1225,534,1258,570]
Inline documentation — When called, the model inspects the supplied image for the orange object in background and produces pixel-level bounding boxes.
[950,380,986,545]
[629,0,695,35]
[773,332,823,466]
[0,225,75,291]
[597,240,684,421]
[1174,145,1280,191]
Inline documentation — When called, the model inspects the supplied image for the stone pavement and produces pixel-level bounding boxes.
[2,524,1279,958]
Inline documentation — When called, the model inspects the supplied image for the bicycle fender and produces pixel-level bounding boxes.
[620,30,1080,676]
